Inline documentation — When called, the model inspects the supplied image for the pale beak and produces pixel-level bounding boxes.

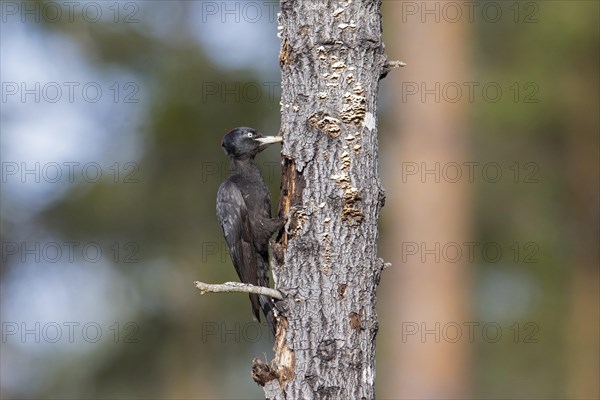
[256,136,283,146]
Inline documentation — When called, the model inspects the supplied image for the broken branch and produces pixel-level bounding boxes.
[194,281,283,300]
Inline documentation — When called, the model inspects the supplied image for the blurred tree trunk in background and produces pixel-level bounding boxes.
[565,74,600,399]
[263,0,387,398]
[380,4,472,399]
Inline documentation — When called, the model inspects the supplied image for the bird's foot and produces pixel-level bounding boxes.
[283,205,306,236]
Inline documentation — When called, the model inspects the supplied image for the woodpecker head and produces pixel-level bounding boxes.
[221,127,282,160]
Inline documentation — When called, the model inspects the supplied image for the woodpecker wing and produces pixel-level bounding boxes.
[216,180,261,321]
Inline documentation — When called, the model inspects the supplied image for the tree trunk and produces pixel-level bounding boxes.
[261,1,388,398]
[380,4,472,398]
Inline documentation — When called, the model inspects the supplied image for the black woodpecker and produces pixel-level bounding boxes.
[216,127,283,335]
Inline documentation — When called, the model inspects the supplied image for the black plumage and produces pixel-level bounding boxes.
[216,127,283,334]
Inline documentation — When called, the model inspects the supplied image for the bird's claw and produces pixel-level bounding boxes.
[283,205,306,236]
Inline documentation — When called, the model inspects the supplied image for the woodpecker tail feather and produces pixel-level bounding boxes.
[248,293,277,336]
[255,256,277,336]
[249,293,261,321]
[259,294,277,336]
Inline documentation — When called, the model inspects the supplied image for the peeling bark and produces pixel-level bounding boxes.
[265,1,387,398]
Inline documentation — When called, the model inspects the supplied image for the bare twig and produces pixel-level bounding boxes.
[194,281,283,300]
[387,60,407,68]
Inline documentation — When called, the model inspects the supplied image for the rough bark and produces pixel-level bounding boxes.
[261,1,388,398]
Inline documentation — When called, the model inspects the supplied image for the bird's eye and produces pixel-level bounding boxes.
[247,132,253,138]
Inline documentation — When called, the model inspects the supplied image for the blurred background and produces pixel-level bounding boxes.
[1,1,598,399]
